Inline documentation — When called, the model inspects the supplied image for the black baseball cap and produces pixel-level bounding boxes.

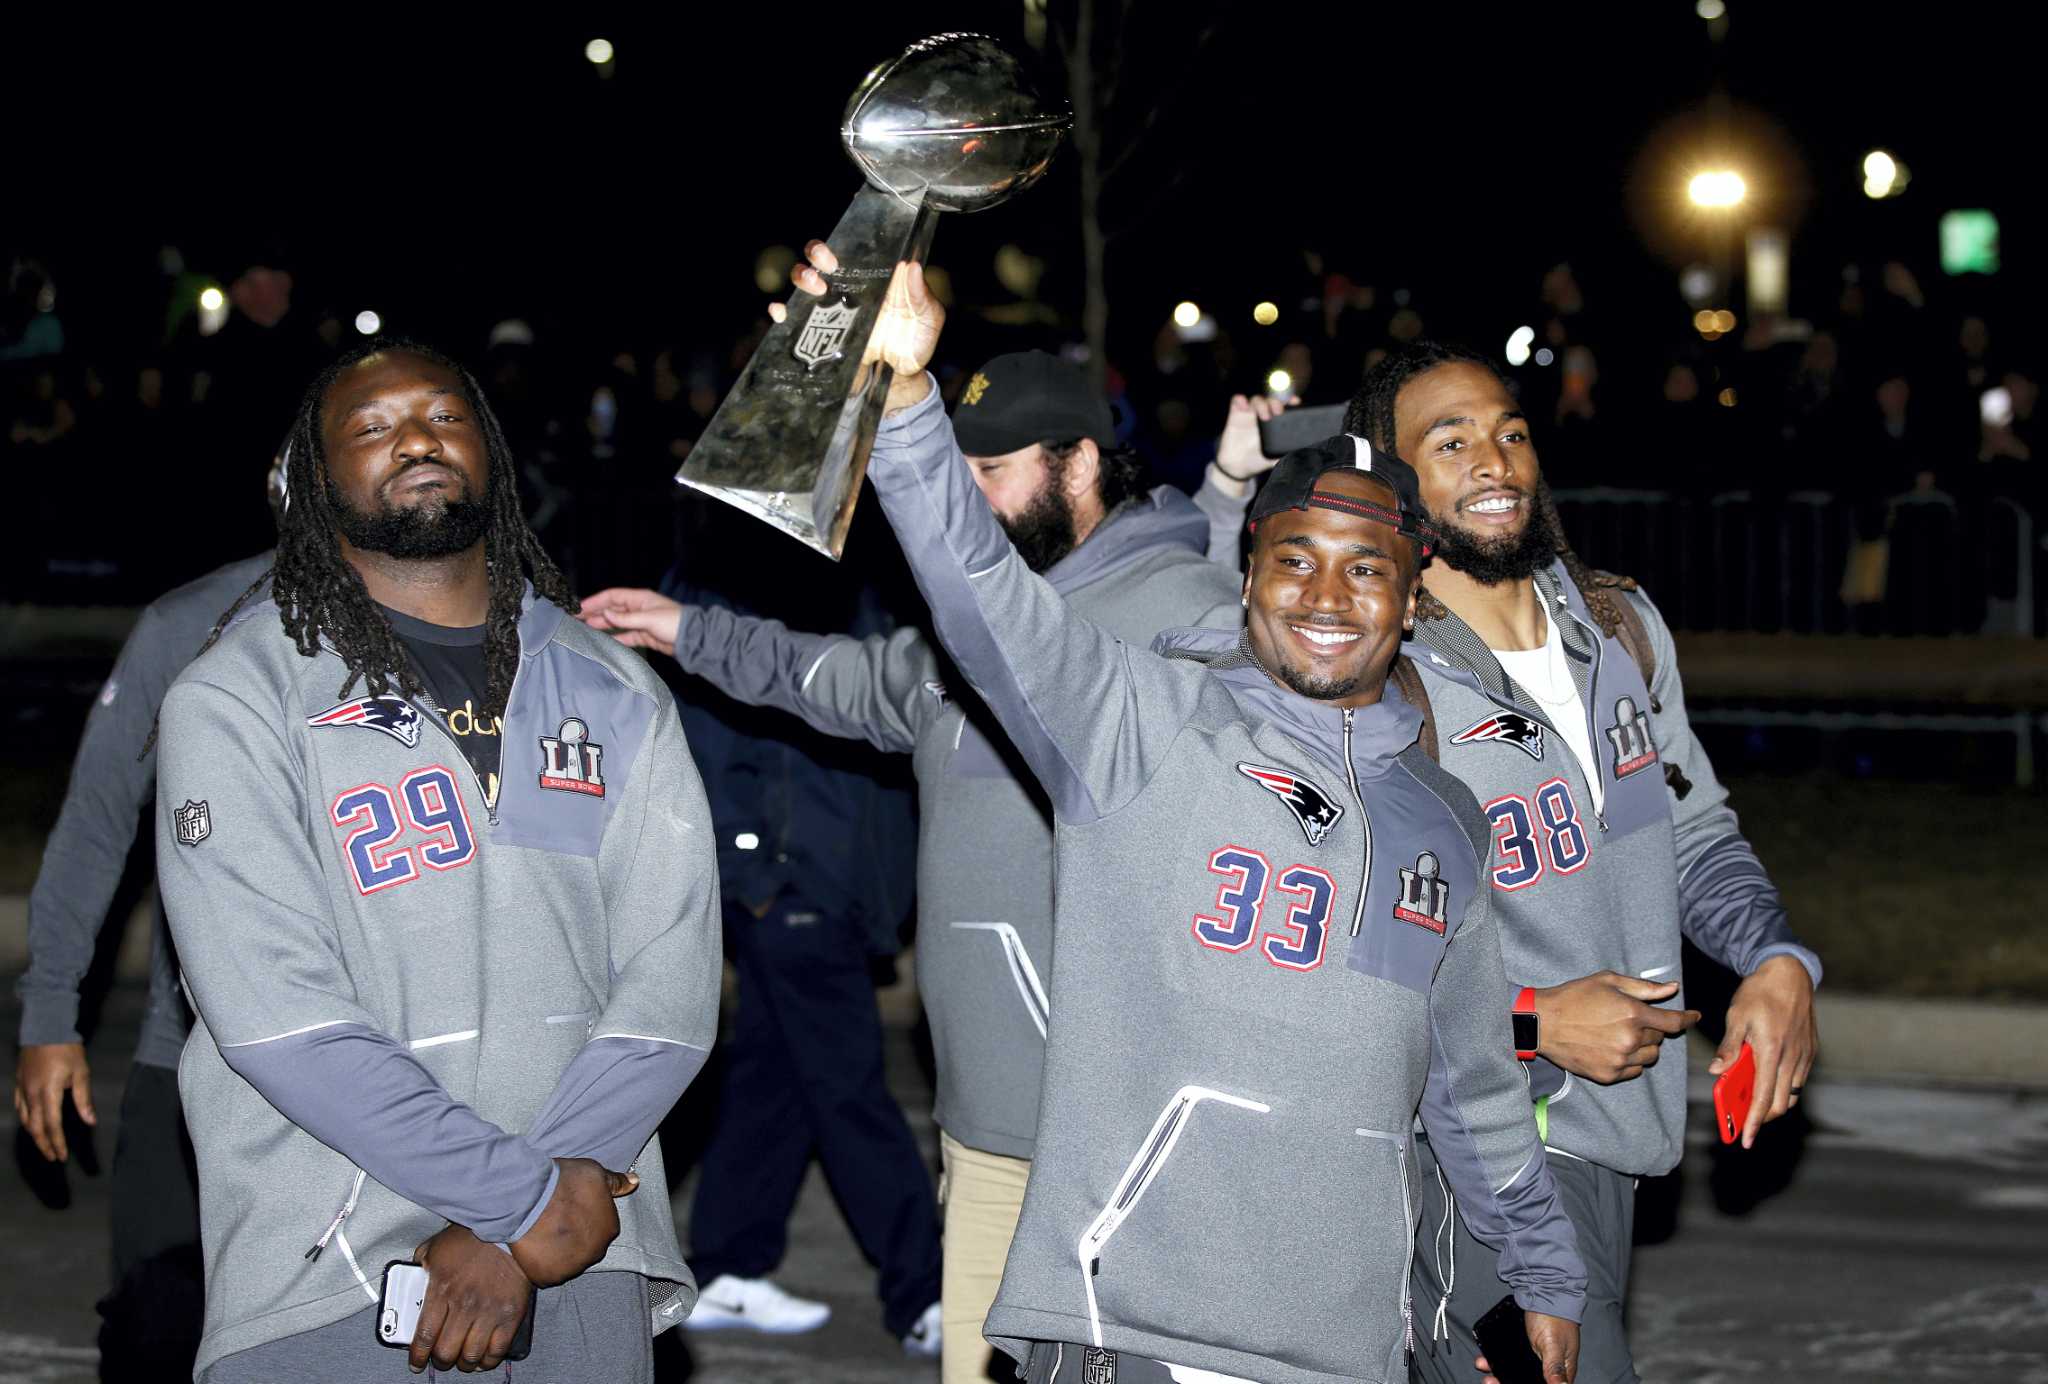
[1247,434,1437,556]
[951,350,1117,456]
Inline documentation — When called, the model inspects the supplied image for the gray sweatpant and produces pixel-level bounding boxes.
[1409,1136,1638,1384]
[202,1268,655,1384]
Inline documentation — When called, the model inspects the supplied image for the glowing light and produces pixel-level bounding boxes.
[1533,347,1555,367]
[197,286,226,312]
[734,832,760,851]
[1695,0,1725,18]
[585,38,614,64]
[1266,369,1293,397]
[1712,309,1737,333]
[1693,310,1717,333]
[1687,170,1747,209]
[1504,325,1535,367]
[1173,301,1201,329]
[1252,301,1279,326]
[1718,388,1738,407]
[355,310,382,336]
[1862,148,1908,200]
[1680,264,1716,305]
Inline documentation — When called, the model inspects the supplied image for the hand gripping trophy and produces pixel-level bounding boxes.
[676,33,1071,557]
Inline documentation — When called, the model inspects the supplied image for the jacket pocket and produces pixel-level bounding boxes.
[1080,1089,1415,1379]
[950,921,1050,1039]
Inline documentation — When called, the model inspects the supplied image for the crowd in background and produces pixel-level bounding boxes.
[4,247,2038,633]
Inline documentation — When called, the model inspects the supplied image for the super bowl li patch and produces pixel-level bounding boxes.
[174,800,211,847]
[1393,850,1450,934]
[539,717,606,798]
[1604,695,1659,780]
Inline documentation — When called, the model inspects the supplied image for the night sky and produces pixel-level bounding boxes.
[11,4,2040,390]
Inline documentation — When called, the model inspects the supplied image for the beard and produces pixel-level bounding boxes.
[1000,470,1079,573]
[328,465,491,560]
[1273,661,1363,702]
[1425,476,1558,586]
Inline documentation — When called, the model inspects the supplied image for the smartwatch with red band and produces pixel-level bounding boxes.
[1512,986,1539,1062]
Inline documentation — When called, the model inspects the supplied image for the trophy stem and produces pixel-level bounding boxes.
[677,186,939,559]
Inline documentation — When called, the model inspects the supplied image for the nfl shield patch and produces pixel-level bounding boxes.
[174,800,211,847]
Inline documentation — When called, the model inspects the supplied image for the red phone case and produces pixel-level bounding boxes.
[1713,1041,1756,1144]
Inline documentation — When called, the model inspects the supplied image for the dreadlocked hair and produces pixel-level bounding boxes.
[1348,340,1632,636]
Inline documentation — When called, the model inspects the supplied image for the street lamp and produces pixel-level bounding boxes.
[1687,170,1746,209]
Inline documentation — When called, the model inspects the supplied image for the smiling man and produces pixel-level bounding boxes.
[582,347,1240,1382]
[1346,343,1821,1384]
[153,340,720,1382]
[784,247,1586,1384]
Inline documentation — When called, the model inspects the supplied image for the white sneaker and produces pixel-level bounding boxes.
[901,1301,942,1357]
[683,1274,832,1335]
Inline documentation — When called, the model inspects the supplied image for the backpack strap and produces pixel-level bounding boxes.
[1390,654,1438,763]
[1582,569,1692,800]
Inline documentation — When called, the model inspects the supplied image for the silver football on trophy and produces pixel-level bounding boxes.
[679,33,1069,558]
[842,33,1071,213]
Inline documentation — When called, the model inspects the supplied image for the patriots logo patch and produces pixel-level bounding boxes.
[307,696,423,749]
[1237,762,1344,847]
[1449,711,1545,761]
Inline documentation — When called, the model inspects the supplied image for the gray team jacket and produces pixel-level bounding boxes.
[668,487,1239,1159]
[1409,564,1820,1178]
[868,386,1584,1384]
[154,589,721,1377]
[17,552,272,1068]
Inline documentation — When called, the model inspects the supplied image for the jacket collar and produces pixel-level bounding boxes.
[1153,626,1423,778]
[1407,558,1600,722]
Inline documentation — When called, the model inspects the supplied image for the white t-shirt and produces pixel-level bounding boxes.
[1490,590,1606,816]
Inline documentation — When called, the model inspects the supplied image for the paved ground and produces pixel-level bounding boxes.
[5,986,2046,1384]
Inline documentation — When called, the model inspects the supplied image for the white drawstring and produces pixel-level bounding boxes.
[1432,1162,1457,1344]
[305,1169,367,1261]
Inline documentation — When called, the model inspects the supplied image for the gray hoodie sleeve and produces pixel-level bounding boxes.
[1193,469,1254,571]
[521,692,721,1172]
[1631,592,1822,988]
[1417,863,1587,1322]
[867,381,1209,824]
[156,678,558,1244]
[17,606,179,1046]
[672,604,940,755]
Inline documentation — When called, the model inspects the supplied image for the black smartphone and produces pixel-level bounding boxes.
[1472,1293,1547,1384]
[1255,402,1347,459]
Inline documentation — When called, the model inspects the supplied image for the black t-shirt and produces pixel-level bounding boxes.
[379,604,502,807]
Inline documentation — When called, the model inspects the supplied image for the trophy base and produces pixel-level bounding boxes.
[676,185,938,561]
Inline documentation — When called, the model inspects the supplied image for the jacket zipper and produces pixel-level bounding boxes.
[1343,708,1374,937]
[412,684,502,826]
[1567,604,1610,834]
[1356,1127,1418,1356]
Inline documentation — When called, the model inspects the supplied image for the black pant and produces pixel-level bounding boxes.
[97,1061,203,1382]
[687,894,941,1337]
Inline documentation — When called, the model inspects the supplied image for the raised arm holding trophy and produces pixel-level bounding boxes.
[677,32,1070,556]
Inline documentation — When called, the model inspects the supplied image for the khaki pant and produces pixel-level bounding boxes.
[939,1131,1031,1384]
